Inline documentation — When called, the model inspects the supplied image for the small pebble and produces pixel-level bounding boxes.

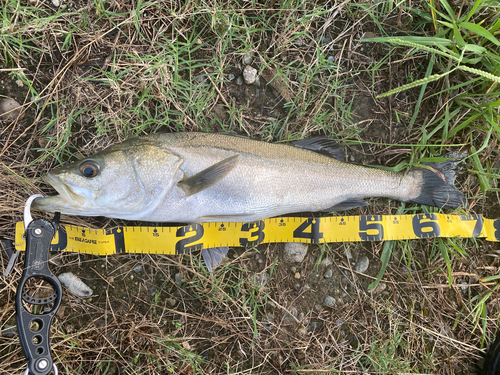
[0,98,23,122]
[58,272,93,297]
[334,318,344,328]
[327,56,334,64]
[283,307,298,324]
[298,325,308,336]
[294,272,301,279]
[345,247,353,260]
[195,75,207,83]
[133,264,142,273]
[318,36,332,44]
[253,272,269,287]
[262,313,274,331]
[302,284,311,292]
[324,269,333,279]
[1,324,17,338]
[228,73,235,81]
[255,253,264,264]
[52,0,60,6]
[242,65,257,84]
[167,298,177,307]
[284,243,308,263]
[355,255,370,273]
[174,273,184,286]
[242,52,254,65]
[324,296,336,307]
[75,114,91,125]
[236,76,244,86]
[320,257,333,266]
[15,79,23,87]
[267,300,276,309]
[370,282,387,294]
[309,322,317,332]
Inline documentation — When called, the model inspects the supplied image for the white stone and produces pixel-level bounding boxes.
[243,65,257,84]
[284,242,308,263]
[58,272,93,297]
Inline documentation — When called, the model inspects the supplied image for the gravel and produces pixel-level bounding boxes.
[283,242,308,263]
[0,98,23,122]
[355,255,369,273]
[243,65,258,84]
[324,296,336,307]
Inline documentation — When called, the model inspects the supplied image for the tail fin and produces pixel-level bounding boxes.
[409,151,467,209]
[481,335,500,375]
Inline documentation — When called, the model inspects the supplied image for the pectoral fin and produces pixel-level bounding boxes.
[178,154,239,196]
[202,247,229,272]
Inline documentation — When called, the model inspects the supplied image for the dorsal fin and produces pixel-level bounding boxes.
[292,137,344,161]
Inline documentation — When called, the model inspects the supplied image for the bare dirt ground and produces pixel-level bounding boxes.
[1,2,500,374]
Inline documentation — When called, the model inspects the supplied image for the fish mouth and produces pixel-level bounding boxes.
[33,173,87,211]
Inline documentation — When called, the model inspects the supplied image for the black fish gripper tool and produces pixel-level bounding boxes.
[16,195,62,375]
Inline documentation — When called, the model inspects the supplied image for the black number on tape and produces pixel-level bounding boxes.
[176,224,204,254]
[106,227,125,253]
[51,226,68,251]
[493,220,500,241]
[293,218,323,243]
[460,214,484,237]
[412,214,440,238]
[359,216,384,241]
[239,221,265,247]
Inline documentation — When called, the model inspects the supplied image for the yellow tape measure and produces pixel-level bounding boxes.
[14,213,500,256]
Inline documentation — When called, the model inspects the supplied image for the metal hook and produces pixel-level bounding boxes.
[24,194,44,230]
[23,363,58,375]
[3,195,44,277]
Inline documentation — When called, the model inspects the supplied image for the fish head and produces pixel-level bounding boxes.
[33,139,184,219]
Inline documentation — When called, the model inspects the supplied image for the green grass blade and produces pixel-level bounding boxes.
[460,22,500,46]
[368,240,395,291]
[409,54,435,130]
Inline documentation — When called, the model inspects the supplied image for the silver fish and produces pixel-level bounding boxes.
[34,132,466,222]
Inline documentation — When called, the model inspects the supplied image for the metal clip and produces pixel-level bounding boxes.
[16,195,61,375]
[4,195,44,277]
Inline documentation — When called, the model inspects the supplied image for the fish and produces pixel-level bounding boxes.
[33,132,467,223]
[481,335,500,375]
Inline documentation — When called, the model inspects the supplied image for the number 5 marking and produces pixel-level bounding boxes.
[359,216,384,241]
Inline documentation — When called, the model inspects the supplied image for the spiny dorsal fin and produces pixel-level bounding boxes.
[293,137,344,161]
[178,154,239,196]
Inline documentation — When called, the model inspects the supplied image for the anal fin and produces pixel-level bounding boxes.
[326,198,368,211]
[179,154,239,196]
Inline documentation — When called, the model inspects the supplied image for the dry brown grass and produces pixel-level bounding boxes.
[1,0,500,374]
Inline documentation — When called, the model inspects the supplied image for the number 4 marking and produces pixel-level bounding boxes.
[293,218,323,243]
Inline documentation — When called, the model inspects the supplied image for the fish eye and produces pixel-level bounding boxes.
[79,160,100,178]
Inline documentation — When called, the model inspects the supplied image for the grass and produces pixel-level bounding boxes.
[1,0,500,374]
